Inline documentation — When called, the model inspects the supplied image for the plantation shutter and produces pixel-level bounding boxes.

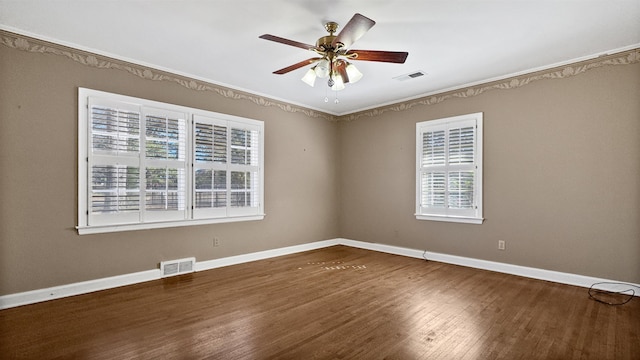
[446,124,476,211]
[142,107,188,222]
[228,124,261,216]
[193,115,262,219]
[87,98,142,226]
[417,116,481,220]
[79,88,265,233]
[193,116,229,218]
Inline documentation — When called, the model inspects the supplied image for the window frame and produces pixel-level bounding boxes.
[77,88,265,235]
[415,112,484,224]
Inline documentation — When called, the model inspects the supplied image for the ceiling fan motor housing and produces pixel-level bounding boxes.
[316,35,338,52]
[317,22,345,52]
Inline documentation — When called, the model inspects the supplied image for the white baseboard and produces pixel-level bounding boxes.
[0,269,160,310]
[338,238,640,295]
[0,239,339,310]
[1,237,636,309]
[195,239,340,272]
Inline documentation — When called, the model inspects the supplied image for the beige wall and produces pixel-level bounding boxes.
[1,32,638,296]
[0,35,340,295]
[339,60,640,284]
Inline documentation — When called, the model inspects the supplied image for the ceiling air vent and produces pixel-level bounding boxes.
[160,257,196,277]
[393,71,426,81]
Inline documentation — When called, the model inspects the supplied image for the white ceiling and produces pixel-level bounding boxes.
[1,1,639,115]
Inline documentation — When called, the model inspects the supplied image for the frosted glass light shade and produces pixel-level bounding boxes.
[345,63,363,83]
[331,74,345,91]
[301,68,317,87]
[314,59,330,78]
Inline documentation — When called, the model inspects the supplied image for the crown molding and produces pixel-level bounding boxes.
[0,29,336,122]
[342,48,640,121]
[2,29,637,123]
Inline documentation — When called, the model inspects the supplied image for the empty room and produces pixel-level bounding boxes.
[1,1,639,359]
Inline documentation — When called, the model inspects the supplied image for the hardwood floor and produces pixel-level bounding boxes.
[1,245,639,359]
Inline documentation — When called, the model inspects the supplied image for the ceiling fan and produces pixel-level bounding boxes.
[259,13,408,92]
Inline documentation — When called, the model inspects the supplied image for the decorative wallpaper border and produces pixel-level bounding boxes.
[344,48,640,121]
[0,30,336,122]
[1,30,638,122]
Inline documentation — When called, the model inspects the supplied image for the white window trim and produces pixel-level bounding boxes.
[415,112,484,224]
[415,214,483,225]
[76,215,266,235]
[77,88,265,235]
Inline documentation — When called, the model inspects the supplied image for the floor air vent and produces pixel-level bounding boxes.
[160,257,196,277]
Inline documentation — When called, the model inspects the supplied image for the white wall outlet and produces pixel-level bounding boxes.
[213,237,220,247]
[498,240,506,250]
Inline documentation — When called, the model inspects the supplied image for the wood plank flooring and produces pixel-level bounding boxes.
[1,245,639,359]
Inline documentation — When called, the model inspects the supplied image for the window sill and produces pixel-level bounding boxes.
[415,214,484,225]
[77,214,266,235]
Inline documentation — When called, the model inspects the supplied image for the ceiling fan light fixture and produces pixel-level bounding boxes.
[260,13,408,99]
[345,63,363,83]
[301,68,317,87]
[330,74,346,91]
[314,59,330,78]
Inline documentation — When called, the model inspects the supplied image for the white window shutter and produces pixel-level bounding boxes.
[78,88,265,234]
[416,113,483,224]
[142,108,188,223]
[192,115,263,220]
[87,98,142,226]
[193,116,229,219]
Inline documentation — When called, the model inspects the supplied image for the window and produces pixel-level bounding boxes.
[416,112,483,224]
[78,88,264,234]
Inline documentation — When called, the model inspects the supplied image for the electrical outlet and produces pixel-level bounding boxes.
[498,240,506,250]
[213,237,220,247]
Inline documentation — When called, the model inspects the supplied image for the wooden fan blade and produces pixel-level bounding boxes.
[346,50,409,64]
[259,34,318,51]
[332,13,375,49]
[273,58,323,75]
